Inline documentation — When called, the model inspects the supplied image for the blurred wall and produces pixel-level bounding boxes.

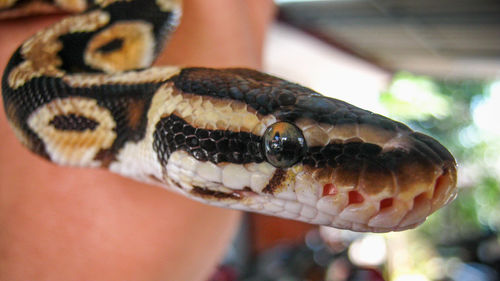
[264,23,391,114]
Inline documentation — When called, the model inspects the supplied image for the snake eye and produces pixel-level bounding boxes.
[263,122,307,168]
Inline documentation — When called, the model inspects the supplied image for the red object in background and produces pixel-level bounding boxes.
[249,214,315,253]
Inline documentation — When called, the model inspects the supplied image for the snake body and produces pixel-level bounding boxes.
[1,0,457,232]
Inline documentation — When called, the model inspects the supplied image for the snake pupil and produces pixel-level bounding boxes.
[263,122,307,168]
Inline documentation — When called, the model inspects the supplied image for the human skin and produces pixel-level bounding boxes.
[0,1,275,280]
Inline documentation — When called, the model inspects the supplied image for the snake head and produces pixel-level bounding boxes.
[153,68,457,232]
[247,91,459,232]
[258,120,457,232]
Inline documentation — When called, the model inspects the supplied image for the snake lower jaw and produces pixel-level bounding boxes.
[332,161,457,232]
[170,159,456,233]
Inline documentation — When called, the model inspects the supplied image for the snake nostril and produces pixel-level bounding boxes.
[379,197,393,210]
[348,190,364,204]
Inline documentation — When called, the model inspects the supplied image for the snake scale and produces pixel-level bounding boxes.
[1,0,457,232]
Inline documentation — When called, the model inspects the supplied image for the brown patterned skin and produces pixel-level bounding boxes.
[2,0,457,234]
[0,1,276,280]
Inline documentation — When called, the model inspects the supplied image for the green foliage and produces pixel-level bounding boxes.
[380,72,451,120]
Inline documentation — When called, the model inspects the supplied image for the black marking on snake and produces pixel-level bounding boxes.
[96,38,124,53]
[94,149,116,168]
[92,1,178,55]
[191,186,242,200]
[49,114,99,131]
[58,32,102,73]
[302,141,384,168]
[262,168,286,194]
[172,68,412,132]
[153,114,266,167]
[302,138,445,187]
[172,68,303,116]
[56,1,177,73]
[151,114,443,182]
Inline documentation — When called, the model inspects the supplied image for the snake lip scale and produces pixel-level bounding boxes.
[1,0,458,232]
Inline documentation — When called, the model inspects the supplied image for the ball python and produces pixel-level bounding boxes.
[1,0,457,232]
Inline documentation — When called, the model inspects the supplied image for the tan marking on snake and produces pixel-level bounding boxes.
[295,118,397,148]
[156,0,181,11]
[0,0,17,9]
[8,10,110,89]
[95,0,131,7]
[85,21,155,72]
[150,83,276,135]
[0,0,64,19]
[177,94,271,133]
[358,162,396,199]
[27,97,116,166]
[394,159,440,200]
[63,66,181,87]
[55,0,86,11]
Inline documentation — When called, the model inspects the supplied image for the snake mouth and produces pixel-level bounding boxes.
[369,164,457,231]
[174,149,457,233]
[174,161,457,233]
[310,163,457,232]
[314,132,458,232]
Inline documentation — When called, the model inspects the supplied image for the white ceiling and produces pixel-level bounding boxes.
[277,0,500,79]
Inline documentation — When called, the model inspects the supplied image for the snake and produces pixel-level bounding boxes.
[1,0,458,232]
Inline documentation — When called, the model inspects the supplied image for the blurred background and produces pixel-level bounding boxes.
[211,0,500,280]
